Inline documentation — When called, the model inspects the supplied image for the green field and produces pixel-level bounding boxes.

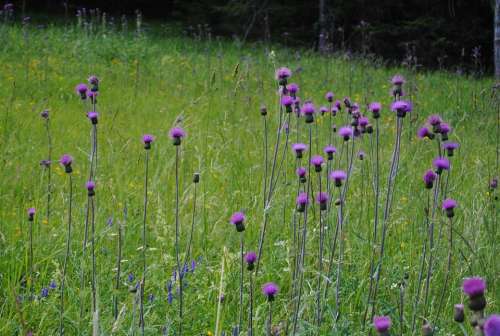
[0,21,498,335]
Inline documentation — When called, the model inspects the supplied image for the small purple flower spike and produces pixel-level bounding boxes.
[423,169,437,189]
[296,192,309,212]
[442,198,457,217]
[433,157,450,174]
[462,277,487,311]
[325,91,334,102]
[311,155,324,172]
[484,314,500,336]
[75,83,88,99]
[261,282,279,301]
[142,134,155,149]
[338,126,353,141]
[60,154,73,173]
[244,251,257,270]
[87,111,98,124]
[417,127,434,140]
[359,116,369,128]
[369,102,382,118]
[27,207,35,221]
[169,127,186,145]
[86,180,96,196]
[316,192,329,211]
[230,212,245,232]
[330,170,347,187]
[373,316,391,334]
[391,100,412,117]
[292,143,307,158]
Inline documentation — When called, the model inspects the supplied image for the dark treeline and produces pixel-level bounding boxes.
[12,0,495,73]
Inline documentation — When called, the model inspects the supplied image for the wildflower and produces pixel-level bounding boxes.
[311,155,324,172]
[334,100,342,110]
[281,95,294,113]
[292,143,307,159]
[87,91,98,104]
[88,75,99,92]
[40,159,51,168]
[490,177,498,190]
[142,134,155,150]
[391,74,405,97]
[296,167,307,183]
[27,207,35,221]
[128,273,135,283]
[343,97,352,108]
[316,192,329,211]
[373,316,391,335]
[41,287,49,298]
[325,91,334,102]
[433,157,450,174]
[484,314,500,336]
[169,127,186,146]
[462,277,486,311]
[287,83,299,97]
[427,114,442,130]
[324,145,337,160]
[331,106,339,116]
[59,154,73,174]
[417,127,434,140]
[296,192,309,212]
[260,105,268,116]
[320,106,328,115]
[40,109,49,119]
[261,282,279,301]
[301,102,316,123]
[442,198,457,218]
[49,280,57,289]
[438,122,451,140]
[193,172,200,183]
[391,75,405,86]
[359,116,369,130]
[87,111,98,124]
[244,251,257,271]
[391,100,412,118]
[358,150,365,160]
[86,180,96,197]
[423,169,437,189]
[330,170,347,187]
[338,126,353,141]
[75,83,88,99]
[454,304,465,323]
[369,102,382,119]
[230,212,245,232]
[443,142,459,157]
[275,67,292,82]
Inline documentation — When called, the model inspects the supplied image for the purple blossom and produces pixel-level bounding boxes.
[438,122,451,135]
[433,157,450,173]
[49,280,57,289]
[40,109,49,119]
[287,83,299,95]
[427,114,442,126]
[292,143,307,158]
[423,169,437,189]
[296,192,309,205]
[142,134,155,145]
[75,83,88,98]
[484,314,500,336]
[391,75,405,85]
[88,75,99,86]
[87,111,98,124]
[490,177,498,190]
[373,316,391,333]
[311,155,324,169]
[324,145,337,154]
[338,126,353,140]
[86,180,95,191]
[320,106,328,115]
[330,170,347,187]
[41,287,49,298]
[281,95,294,107]
[325,91,334,102]
[417,127,433,139]
[391,100,412,117]
[443,142,459,156]
[334,100,342,110]
[27,207,36,216]
[169,127,186,145]
[261,282,279,300]
[275,67,292,81]
[244,251,257,264]
[316,192,329,210]
[230,212,245,225]
[301,102,316,115]
[462,277,486,297]
[358,150,366,160]
[359,116,369,128]
[59,154,73,173]
[296,167,307,181]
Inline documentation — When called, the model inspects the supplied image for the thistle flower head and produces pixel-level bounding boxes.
[443,142,459,150]
[484,314,500,336]
[454,304,465,323]
[391,75,405,85]
[87,111,98,124]
[86,180,95,191]
[60,154,73,166]
[442,198,457,217]
[320,106,328,115]
[462,277,486,297]
[261,282,279,301]
[296,192,309,205]
[27,207,35,220]
[423,169,437,188]
[433,157,450,172]
[417,127,433,139]
[438,122,451,134]
[281,95,294,107]
[316,192,329,204]
[358,150,366,160]
[230,212,245,225]
[275,67,292,80]
[244,251,257,265]
[359,116,369,127]
[287,83,299,95]
[325,91,334,102]
[169,127,186,145]
[301,102,316,115]
[373,316,391,333]
[311,155,324,167]
[296,167,307,179]
[40,109,49,119]
[391,100,412,117]
[142,134,155,144]
[427,114,442,126]
[75,83,88,95]
[88,75,99,86]
[490,177,498,190]
[330,170,347,187]
[324,145,337,154]
[338,126,353,140]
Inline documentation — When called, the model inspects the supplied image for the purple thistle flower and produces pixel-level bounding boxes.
[287,83,299,96]
[301,102,316,119]
[391,100,412,118]
[423,169,437,189]
[325,91,334,102]
[59,154,73,173]
[373,316,391,334]
[358,150,366,160]
[292,143,307,158]
[427,114,442,126]
[275,67,292,81]
[87,111,98,124]
[261,282,279,301]
[191,260,196,272]
[443,142,459,156]
[324,145,337,160]
[230,212,245,232]
[168,292,174,304]
[86,180,96,196]
[260,105,267,116]
[311,155,324,172]
[417,127,434,140]
[281,95,294,112]
[320,106,328,115]
[490,177,498,190]
[27,207,35,221]
[391,75,405,85]
[296,192,309,212]
[75,83,88,99]
[330,170,347,187]
[484,314,500,336]
[359,116,369,128]
[334,100,342,110]
[454,304,465,323]
[244,251,257,270]
[169,127,186,145]
[316,192,329,211]
[87,91,98,104]
[369,102,382,118]
[438,122,452,140]
[296,167,307,183]
[433,157,450,174]
[462,277,486,297]
[338,126,353,141]
[40,109,49,119]
[40,159,51,168]
[142,134,155,149]
[331,106,339,116]
[442,198,457,217]
[88,75,99,86]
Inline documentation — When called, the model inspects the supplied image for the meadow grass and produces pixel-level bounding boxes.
[0,21,498,335]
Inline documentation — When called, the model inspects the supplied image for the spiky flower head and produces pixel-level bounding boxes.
[442,198,457,217]
[391,100,412,118]
[169,127,186,145]
[316,192,329,211]
[296,167,307,183]
[423,169,437,189]
[417,127,434,140]
[311,155,324,172]
[433,157,450,174]
[324,145,337,160]
[330,170,347,187]
[292,143,307,159]
[86,180,96,196]
[296,192,309,212]
[27,207,35,221]
[287,83,299,96]
[87,111,98,124]
[338,126,353,141]
[325,91,334,102]
[40,109,49,119]
[443,142,459,157]
[484,314,500,336]
[275,67,292,81]
[453,304,465,323]
[75,83,88,99]
[373,316,391,334]
[142,134,155,149]
[391,75,405,85]
[301,102,316,123]
[230,212,246,232]
[244,251,257,270]
[369,102,382,119]
[262,282,279,301]
[59,154,73,173]
[427,114,442,126]
[462,277,487,311]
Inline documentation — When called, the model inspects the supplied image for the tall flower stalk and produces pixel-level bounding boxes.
[245,252,257,336]
[59,154,74,336]
[229,211,246,333]
[27,207,36,293]
[139,134,154,334]
[41,109,52,226]
[262,282,279,336]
